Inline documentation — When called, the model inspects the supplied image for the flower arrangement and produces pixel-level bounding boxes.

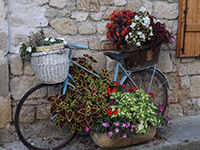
[20,29,66,57]
[90,82,170,139]
[106,7,176,53]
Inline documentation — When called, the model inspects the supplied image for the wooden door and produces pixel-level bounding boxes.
[177,0,200,57]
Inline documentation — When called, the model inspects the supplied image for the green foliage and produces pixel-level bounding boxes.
[47,54,113,132]
[20,29,64,58]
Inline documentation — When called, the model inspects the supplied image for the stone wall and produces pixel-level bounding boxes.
[1,0,200,143]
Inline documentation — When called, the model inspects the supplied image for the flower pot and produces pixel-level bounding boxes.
[120,45,161,70]
[91,125,156,149]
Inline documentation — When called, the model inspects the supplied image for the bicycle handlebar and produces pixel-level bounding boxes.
[66,43,88,49]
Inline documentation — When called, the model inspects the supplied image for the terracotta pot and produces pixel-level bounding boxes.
[91,125,156,149]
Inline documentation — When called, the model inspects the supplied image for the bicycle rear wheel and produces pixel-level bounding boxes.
[124,69,168,115]
[15,83,77,150]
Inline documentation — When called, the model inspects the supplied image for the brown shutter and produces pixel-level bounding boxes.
[177,0,200,57]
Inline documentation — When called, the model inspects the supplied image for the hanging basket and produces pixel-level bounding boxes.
[120,45,161,70]
[31,46,69,84]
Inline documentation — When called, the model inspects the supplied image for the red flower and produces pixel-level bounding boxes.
[112,88,117,93]
[130,87,135,91]
[107,109,112,116]
[107,88,111,94]
[114,81,120,86]
[121,83,125,88]
[113,109,118,115]
[120,45,123,48]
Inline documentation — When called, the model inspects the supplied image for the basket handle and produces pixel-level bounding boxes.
[66,43,88,49]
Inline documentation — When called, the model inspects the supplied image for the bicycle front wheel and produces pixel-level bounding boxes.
[124,69,168,115]
[15,83,77,150]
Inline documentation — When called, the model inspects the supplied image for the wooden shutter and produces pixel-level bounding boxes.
[177,0,200,57]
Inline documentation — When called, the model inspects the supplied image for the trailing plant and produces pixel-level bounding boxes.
[47,54,113,133]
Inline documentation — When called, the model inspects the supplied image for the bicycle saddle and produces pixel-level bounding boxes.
[104,52,127,61]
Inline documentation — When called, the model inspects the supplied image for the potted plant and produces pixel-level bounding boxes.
[19,29,69,84]
[90,82,170,148]
[106,7,176,69]
[20,29,66,58]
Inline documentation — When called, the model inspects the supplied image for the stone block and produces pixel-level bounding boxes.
[114,0,127,6]
[168,104,183,117]
[188,61,200,75]
[77,0,99,12]
[50,18,77,35]
[10,76,39,101]
[0,96,11,128]
[0,0,6,19]
[71,12,89,21]
[189,76,200,98]
[180,76,190,89]
[0,55,9,97]
[78,21,96,35]
[0,127,16,145]
[89,36,101,50]
[177,64,187,76]
[99,0,112,6]
[0,31,8,54]
[125,0,141,12]
[10,54,23,75]
[153,1,179,19]
[103,7,124,20]
[49,0,67,9]
[157,52,173,73]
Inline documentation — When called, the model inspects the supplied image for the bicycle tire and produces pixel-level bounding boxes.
[15,83,78,150]
[124,69,168,115]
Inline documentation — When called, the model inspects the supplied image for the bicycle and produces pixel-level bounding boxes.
[15,43,169,150]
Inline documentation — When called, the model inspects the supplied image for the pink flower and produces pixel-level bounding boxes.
[159,103,164,111]
[145,89,148,92]
[102,122,109,127]
[168,117,172,122]
[84,124,89,132]
[149,92,154,98]
[115,122,120,127]
[115,128,119,133]
[126,122,130,127]
[130,128,134,132]
[123,134,127,138]
[108,131,113,137]
[122,123,127,128]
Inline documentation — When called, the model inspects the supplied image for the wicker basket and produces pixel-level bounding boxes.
[31,48,69,84]
[120,45,161,70]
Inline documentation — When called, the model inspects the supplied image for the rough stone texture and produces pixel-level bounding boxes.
[157,52,173,73]
[10,76,39,101]
[0,96,11,128]
[97,22,107,34]
[10,54,23,76]
[153,1,179,19]
[181,76,190,89]
[77,0,99,12]
[24,60,34,75]
[71,12,89,21]
[177,64,187,76]
[0,55,9,97]
[44,7,58,19]
[168,104,183,117]
[0,0,6,19]
[0,31,8,54]
[78,21,96,35]
[0,127,16,145]
[99,0,112,6]
[189,76,200,98]
[34,0,48,5]
[125,0,142,12]
[49,0,67,9]
[188,61,200,75]
[114,0,127,6]
[89,36,101,50]
[90,12,103,21]
[50,18,77,35]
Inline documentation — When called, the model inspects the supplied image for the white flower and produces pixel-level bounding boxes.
[140,33,145,40]
[57,38,64,41]
[50,37,56,43]
[130,22,136,29]
[134,15,140,21]
[136,42,141,47]
[138,123,144,131]
[26,47,32,52]
[139,6,146,13]
[150,31,153,36]
[63,40,68,45]
[44,37,49,41]
[143,16,150,26]
[138,31,142,35]
[125,34,129,41]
